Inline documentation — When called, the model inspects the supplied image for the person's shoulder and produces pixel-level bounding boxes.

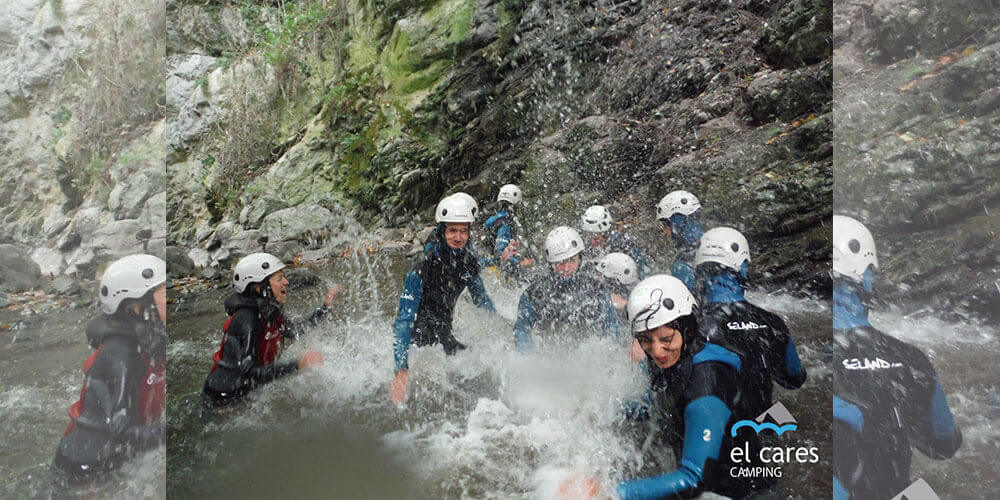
[743,301,787,329]
[692,342,742,372]
[88,336,143,374]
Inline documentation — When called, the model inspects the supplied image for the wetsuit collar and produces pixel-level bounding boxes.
[704,271,746,303]
[833,281,871,329]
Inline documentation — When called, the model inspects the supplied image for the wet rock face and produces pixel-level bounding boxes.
[165,0,832,290]
[835,1,1000,318]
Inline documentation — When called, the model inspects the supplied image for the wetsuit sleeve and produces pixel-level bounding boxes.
[495,224,520,264]
[71,344,164,455]
[393,269,424,372]
[514,291,535,352]
[905,347,962,459]
[467,272,496,312]
[623,389,653,422]
[628,244,651,280]
[768,314,807,389]
[671,259,696,291]
[617,395,733,499]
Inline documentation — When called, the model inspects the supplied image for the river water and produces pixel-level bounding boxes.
[166,252,834,498]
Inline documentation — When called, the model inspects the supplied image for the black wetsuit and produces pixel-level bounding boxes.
[699,294,807,419]
[54,315,166,482]
[393,234,495,371]
[832,283,962,499]
[618,334,773,499]
[202,293,327,405]
[513,271,620,351]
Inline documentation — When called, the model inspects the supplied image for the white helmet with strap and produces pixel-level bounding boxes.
[695,227,751,271]
[99,254,166,315]
[497,184,522,205]
[598,252,639,285]
[626,274,697,333]
[233,252,285,293]
[656,190,701,221]
[436,193,478,223]
[544,226,585,263]
[833,215,878,283]
[580,205,614,233]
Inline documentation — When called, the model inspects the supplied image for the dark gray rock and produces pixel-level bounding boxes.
[0,244,42,292]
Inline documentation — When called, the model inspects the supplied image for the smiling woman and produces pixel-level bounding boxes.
[202,253,343,406]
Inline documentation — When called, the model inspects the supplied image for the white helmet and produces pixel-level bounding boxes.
[580,205,614,233]
[99,254,166,315]
[497,184,522,205]
[544,226,585,263]
[233,252,286,293]
[626,275,697,334]
[435,193,478,223]
[598,252,639,285]
[833,215,878,283]
[656,190,701,220]
[695,227,751,271]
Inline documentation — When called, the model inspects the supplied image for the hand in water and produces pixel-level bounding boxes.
[557,474,601,499]
[298,349,323,369]
[629,339,646,363]
[519,258,535,267]
[390,369,408,405]
[325,284,346,307]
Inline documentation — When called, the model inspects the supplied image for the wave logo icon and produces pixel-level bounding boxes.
[730,402,797,437]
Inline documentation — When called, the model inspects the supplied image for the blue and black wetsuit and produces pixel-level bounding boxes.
[394,226,496,372]
[698,267,807,418]
[832,279,962,499]
[667,213,703,290]
[483,209,521,267]
[513,271,620,351]
[618,330,772,499]
[581,231,652,280]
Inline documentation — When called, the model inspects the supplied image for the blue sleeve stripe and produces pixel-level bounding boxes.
[930,382,957,439]
[833,394,864,434]
[833,475,850,500]
[496,224,511,253]
[784,338,803,376]
[514,293,535,352]
[393,271,423,371]
[692,343,742,372]
[616,396,730,500]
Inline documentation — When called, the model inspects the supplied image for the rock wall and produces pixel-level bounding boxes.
[166,0,833,292]
[0,0,166,294]
[835,0,1000,318]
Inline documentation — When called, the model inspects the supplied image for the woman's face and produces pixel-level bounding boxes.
[268,270,289,304]
[636,324,684,369]
[444,223,470,249]
[153,284,166,325]
[553,255,580,277]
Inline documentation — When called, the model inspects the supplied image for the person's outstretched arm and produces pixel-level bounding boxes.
[513,292,535,352]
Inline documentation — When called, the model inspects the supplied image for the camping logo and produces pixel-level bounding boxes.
[730,402,797,437]
[727,401,818,479]
[891,479,940,500]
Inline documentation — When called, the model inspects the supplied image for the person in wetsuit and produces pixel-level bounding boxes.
[482,184,535,280]
[390,194,497,404]
[513,226,621,352]
[832,215,962,499]
[656,190,704,290]
[596,252,647,363]
[53,254,167,485]
[694,227,807,419]
[203,252,341,406]
[579,205,651,279]
[605,274,772,499]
